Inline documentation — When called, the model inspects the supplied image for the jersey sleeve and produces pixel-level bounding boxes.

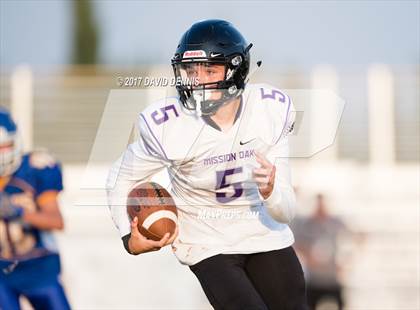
[279,96,296,140]
[106,113,168,238]
[30,151,64,196]
[261,136,296,223]
[270,89,296,144]
[259,87,297,223]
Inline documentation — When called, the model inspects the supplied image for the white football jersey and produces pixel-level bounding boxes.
[107,83,297,265]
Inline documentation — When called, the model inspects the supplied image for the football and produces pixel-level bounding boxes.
[126,182,178,241]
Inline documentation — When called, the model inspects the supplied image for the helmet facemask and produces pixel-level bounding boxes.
[0,127,22,177]
[172,54,246,116]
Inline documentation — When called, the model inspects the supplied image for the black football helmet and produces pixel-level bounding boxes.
[171,19,252,115]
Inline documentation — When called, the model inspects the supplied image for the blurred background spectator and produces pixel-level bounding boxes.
[293,194,353,310]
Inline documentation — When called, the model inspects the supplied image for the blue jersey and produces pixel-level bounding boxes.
[0,151,63,263]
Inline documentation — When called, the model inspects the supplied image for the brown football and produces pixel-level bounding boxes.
[126,182,177,241]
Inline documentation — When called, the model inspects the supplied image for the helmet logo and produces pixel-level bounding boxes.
[210,52,222,58]
[183,50,206,58]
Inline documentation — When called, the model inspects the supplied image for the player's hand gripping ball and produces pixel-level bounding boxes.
[126,182,178,254]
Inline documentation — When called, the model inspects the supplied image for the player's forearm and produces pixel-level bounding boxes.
[260,136,296,223]
[263,186,296,223]
[107,157,136,237]
[23,209,64,230]
[107,145,165,237]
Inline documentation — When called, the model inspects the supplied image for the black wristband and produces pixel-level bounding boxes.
[122,233,132,254]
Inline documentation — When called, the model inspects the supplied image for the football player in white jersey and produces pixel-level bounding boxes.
[107,19,306,309]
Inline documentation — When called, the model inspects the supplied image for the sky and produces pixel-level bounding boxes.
[0,0,419,68]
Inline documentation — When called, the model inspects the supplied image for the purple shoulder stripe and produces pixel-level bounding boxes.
[139,113,168,160]
[275,95,292,144]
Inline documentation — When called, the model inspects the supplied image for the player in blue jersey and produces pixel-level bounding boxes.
[0,108,71,310]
